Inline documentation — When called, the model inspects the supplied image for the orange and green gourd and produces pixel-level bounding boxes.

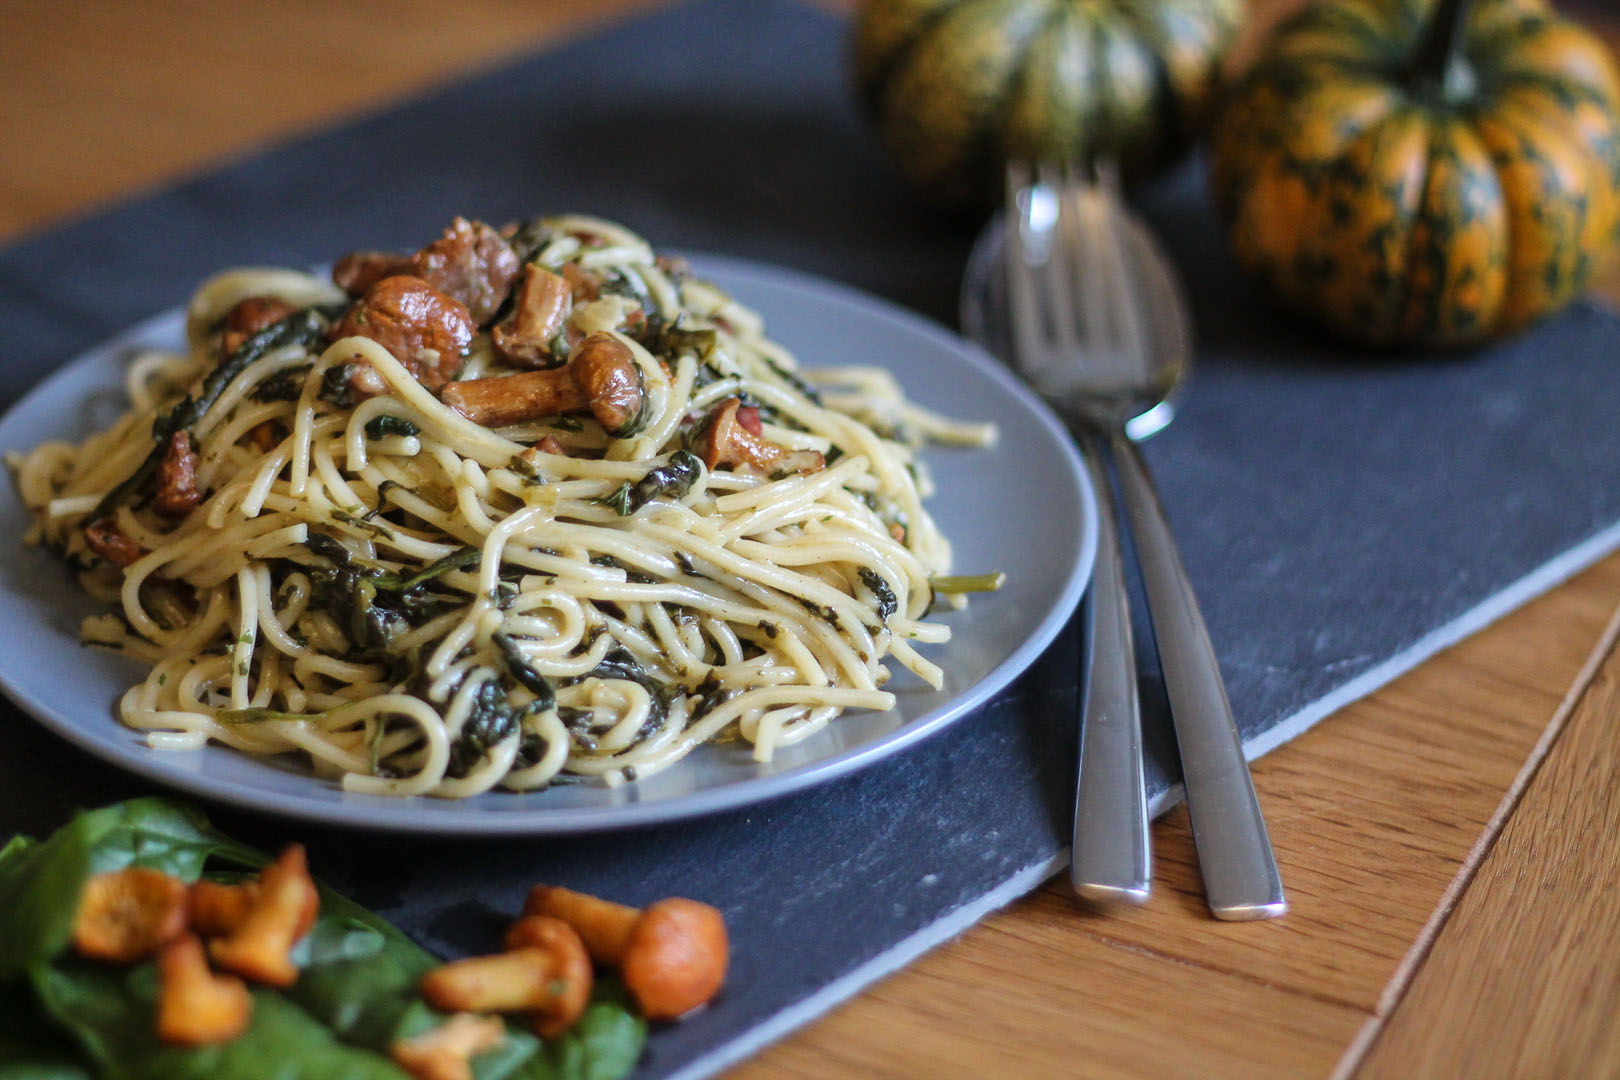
[1210,0,1620,349]
[852,0,1246,210]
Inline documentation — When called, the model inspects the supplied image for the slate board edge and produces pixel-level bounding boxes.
[662,852,1067,1080]
[1139,511,1620,820]
[651,518,1620,1080]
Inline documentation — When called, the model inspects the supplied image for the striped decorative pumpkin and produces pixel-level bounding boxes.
[852,0,1246,209]
[1210,0,1620,349]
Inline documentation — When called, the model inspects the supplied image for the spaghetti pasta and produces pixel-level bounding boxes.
[11,214,996,797]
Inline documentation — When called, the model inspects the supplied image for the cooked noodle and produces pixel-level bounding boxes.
[10,214,996,797]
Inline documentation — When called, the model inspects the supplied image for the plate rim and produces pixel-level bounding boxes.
[0,254,1098,834]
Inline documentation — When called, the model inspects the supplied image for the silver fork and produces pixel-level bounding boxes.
[1006,161,1152,905]
[1004,160,1286,919]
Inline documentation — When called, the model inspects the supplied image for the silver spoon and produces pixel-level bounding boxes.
[962,163,1286,921]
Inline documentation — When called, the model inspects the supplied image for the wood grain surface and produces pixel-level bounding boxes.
[3,2,1620,1078]
[1352,604,1620,1080]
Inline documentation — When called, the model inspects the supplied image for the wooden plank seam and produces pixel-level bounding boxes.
[1328,594,1620,1079]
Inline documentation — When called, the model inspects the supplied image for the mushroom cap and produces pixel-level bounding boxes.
[73,866,191,963]
[620,898,729,1021]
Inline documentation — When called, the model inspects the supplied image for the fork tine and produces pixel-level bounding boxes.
[1090,167,1149,386]
[1060,167,1115,384]
[1038,162,1081,376]
[1004,159,1047,387]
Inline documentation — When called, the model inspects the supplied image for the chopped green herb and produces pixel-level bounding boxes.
[598,450,705,517]
[857,567,898,622]
[363,414,419,440]
[249,364,312,402]
[493,631,556,711]
[330,508,394,542]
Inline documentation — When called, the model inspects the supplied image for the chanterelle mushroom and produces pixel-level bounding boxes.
[73,866,191,963]
[692,397,823,477]
[524,886,729,1021]
[440,369,587,429]
[504,915,595,1037]
[390,1013,507,1080]
[207,843,320,988]
[567,332,646,437]
[330,275,475,394]
[156,934,253,1047]
[442,330,647,438]
[420,915,593,1038]
[188,879,260,938]
[492,264,573,368]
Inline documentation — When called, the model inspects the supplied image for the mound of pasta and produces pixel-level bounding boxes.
[12,215,995,797]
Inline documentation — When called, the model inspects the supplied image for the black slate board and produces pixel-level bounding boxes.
[4,1,1620,1076]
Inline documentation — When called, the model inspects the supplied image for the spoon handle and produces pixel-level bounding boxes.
[1111,433,1287,920]
[1071,433,1152,904]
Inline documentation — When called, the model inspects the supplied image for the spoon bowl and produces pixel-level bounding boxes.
[959,194,1188,441]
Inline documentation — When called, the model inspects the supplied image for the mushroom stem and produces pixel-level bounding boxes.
[156,934,253,1046]
[420,949,569,1013]
[522,886,640,963]
[391,1013,507,1080]
[441,369,587,428]
[419,917,592,1039]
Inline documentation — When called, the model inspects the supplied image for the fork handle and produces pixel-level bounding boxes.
[1071,432,1152,904]
[1111,433,1287,920]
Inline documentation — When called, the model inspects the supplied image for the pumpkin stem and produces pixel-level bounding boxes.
[1407,0,1476,98]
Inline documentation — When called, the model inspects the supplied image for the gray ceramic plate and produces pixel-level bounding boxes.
[0,256,1097,834]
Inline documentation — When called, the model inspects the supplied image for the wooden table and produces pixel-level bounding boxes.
[4,3,1618,1077]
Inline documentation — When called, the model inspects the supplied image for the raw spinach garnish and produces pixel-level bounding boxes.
[0,799,647,1078]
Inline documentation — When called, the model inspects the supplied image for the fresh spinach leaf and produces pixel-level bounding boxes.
[2,799,648,1080]
[523,979,647,1080]
[30,961,411,1080]
[0,798,262,977]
